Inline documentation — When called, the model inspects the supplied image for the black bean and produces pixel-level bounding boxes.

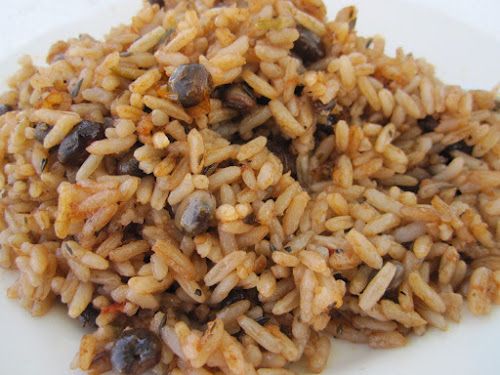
[292,26,325,65]
[315,114,338,141]
[175,190,216,236]
[147,0,164,6]
[79,304,99,328]
[314,124,333,143]
[243,212,256,225]
[222,83,256,112]
[313,99,336,116]
[201,163,218,176]
[440,140,473,160]
[103,117,114,129]
[256,96,270,105]
[327,114,339,126]
[57,120,105,166]
[387,261,405,293]
[267,135,296,177]
[165,202,175,219]
[218,159,237,169]
[220,287,259,309]
[256,316,270,325]
[398,184,419,193]
[70,78,84,98]
[417,115,438,133]
[111,328,161,375]
[294,85,305,97]
[34,122,51,144]
[116,151,144,177]
[333,273,349,283]
[124,222,143,241]
[168,64,213,107]
[402,242,413,250]
[0,104,13,116]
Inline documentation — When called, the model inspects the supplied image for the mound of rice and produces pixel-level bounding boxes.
[0,0,499,374]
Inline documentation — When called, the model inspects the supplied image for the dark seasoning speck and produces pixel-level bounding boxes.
[0,104,13,116]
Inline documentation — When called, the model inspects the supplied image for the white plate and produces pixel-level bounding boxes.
[0,1,499,374]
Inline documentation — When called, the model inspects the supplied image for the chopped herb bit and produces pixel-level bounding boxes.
[284,246,292,253]
[40,158,48,172]
[348,17,357,31]
[159,313,168,329]
[65,243,73,255]
[269,243,277,252]
[194,289,202,296]
[336,324,344,336]
[70,78,84,98]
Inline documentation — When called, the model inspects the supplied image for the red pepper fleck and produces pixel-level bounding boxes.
[101,302,125,314]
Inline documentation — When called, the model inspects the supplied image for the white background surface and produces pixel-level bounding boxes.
[0,1,499,374]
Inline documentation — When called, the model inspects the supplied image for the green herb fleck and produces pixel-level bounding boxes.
[256,17,287,31]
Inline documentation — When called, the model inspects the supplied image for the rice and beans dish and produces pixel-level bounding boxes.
[0,0,499,374]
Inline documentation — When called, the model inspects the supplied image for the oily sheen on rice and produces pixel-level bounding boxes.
[0,0,500,374]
